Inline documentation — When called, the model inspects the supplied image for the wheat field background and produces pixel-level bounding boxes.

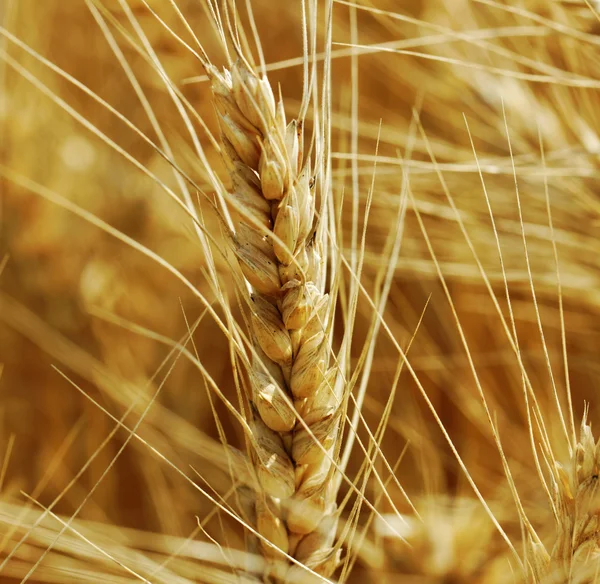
[1,0,600,582]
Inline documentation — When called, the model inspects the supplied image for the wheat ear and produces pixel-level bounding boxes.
[529,411,600,583]
[208,58,342,582]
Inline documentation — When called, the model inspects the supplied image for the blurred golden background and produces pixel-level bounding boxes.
[1,0,600,582]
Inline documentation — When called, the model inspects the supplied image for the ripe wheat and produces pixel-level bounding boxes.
[2,1,600,584]
[208,57,342,582]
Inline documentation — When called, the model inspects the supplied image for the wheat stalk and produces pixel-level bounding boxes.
[207,56,342,583]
